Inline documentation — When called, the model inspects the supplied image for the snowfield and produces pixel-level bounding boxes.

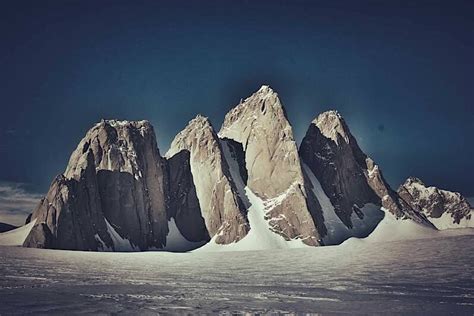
[0,230,473,314]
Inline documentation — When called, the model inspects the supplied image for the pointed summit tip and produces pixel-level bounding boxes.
[312,110,350,145]
[256,84,276,95]
[404,177,425,186]
[190,114,211,125]
[313,110,343,124]
[185,114,214,131]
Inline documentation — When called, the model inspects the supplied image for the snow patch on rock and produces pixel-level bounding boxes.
[105,219,139,252]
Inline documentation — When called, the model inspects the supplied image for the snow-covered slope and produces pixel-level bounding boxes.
[342,209,437,246]
[0,220,36,246]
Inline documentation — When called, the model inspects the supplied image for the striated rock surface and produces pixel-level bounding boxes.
[64,119,169,250]
[24,120,188,251]
[398,177,473,229]
[24,152,112,250]
[166,115,249,244]
[299,110,433,242]
[219,85,323,246]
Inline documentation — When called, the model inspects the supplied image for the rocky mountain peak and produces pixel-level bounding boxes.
[255,84,277,96]
[219,85,323,246]
[313,110,350,145]
[398,177,473,229]
[165,115,217,160]
[219,85,288,140]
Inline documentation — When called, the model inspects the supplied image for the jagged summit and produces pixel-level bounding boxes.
[220,85,288,139]
[165,114,216,159]
[403,176,426,186]
[398,177,473,229]
[313,110,350,145]
[187,114,211,126]
[255,84,277,96]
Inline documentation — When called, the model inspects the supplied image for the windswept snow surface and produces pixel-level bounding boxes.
[302,163,383,245]
[0,231,473,314]
[0,219,36,246]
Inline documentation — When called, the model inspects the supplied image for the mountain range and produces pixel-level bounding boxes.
[4,85,472,251]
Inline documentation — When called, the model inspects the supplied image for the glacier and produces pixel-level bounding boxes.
[0,229,472,314]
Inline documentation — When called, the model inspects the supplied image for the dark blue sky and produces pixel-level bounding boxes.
[0,0,473,196]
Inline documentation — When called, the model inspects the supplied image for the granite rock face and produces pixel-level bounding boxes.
[219,85,323,246]
[24,152,113,250]
[24,120,202,251]
[166,116,249,244]
[398,177,473,229]
[299,111,433,242]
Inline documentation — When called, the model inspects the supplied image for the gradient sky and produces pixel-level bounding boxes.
[0,0,473,205]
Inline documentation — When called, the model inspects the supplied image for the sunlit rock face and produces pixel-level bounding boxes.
[299,110,433,242]
[398,177,473,229]
[166,115,249,244]
[25,120,171,250]
[219,85,323,246]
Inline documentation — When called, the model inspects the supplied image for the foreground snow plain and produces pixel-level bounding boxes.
[1,229,473,314]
